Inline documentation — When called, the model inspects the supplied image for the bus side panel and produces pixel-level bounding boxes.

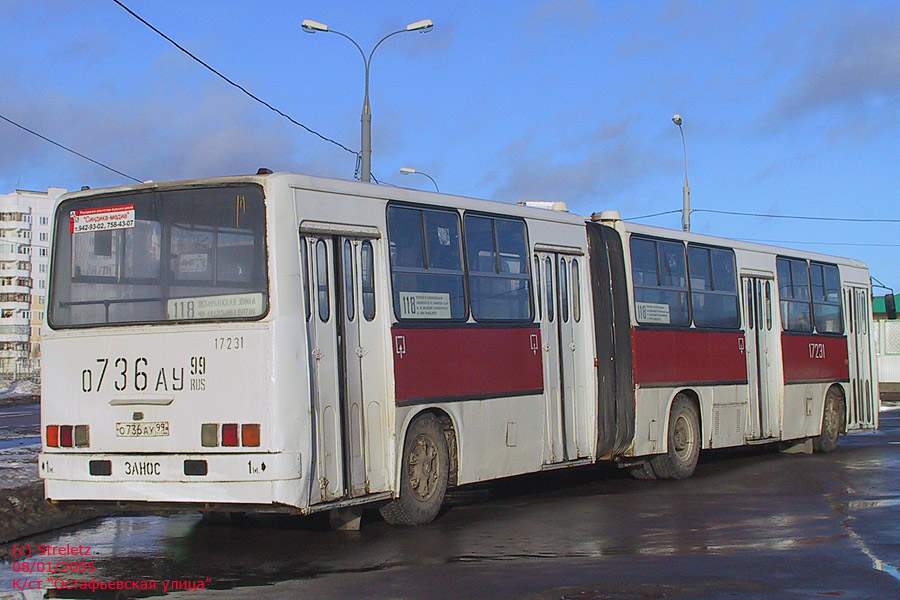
[391,325,543,403]
[586,222,634,458]
[781,333,849,383]
[631,329,748,386]
[781,333,850,440]
[396,396,545,486]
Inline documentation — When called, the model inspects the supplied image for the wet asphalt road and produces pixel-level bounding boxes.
[3,408,900,599]
[0,402,40,440]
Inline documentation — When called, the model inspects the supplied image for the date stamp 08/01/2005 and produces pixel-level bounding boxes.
[8,543,210,593]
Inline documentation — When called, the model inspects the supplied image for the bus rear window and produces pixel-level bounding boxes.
[49,184,268,328]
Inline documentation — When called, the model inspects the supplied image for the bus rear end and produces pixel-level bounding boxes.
[39,180,303,511]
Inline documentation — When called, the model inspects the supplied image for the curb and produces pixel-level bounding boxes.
[0,482,106,560]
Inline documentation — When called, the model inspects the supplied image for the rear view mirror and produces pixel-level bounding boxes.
[885,294,897,320]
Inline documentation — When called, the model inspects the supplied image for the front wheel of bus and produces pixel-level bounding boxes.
[650,395,700,480]
[380,413,450,526]
[813,388,844,453]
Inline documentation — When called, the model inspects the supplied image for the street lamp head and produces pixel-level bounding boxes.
[400,167,417,175]
[406,19,434,33]
[301,19,328,33]
[672,114,683,126]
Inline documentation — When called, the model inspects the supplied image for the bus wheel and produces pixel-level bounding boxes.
[628,461,658,480]
[650,395,700,480]
[813,388,844,453]
[380,413,449,526]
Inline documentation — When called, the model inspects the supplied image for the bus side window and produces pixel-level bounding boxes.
[746,280,754,330]
[465,215,532,321]
[388,205,466,321]
[631,236,689,327]
[316,240,330,323]
[343,239,355,321]
[777,257,812,333]
[686,245,739,329]
[545,256,554,322]
[361,240,376,321]
[810,262,843,334]
[559,257,569,323]
[533,254,542,320]
[300,237,311,322]
[572,259,581,322]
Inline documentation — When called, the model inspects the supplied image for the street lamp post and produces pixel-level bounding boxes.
[400,167,439,192]
[672,114,691,232]
[301,18,434,183]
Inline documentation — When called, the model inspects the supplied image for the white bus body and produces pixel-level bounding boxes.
[40,173,878,524]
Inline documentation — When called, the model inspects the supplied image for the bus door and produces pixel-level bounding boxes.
[302,230,389,504]
[536,251,583,463]
[743,276,779,440]
[845,286,877,429]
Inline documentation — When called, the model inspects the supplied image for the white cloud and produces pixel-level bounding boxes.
[770,8,900,126]
[488,118,664,210]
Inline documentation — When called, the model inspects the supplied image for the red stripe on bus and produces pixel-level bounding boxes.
[392,326,544,403]
[632,328,748,386]
[781,333,849,383]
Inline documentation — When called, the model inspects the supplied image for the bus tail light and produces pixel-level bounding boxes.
[222,424,239,447]
[47,424,89,448]
[201,423,218,447]
[59,425,74,448]
[46,425,59,447]
[241,424,260,447]
[200,423,260,447]
[74,425,90,448]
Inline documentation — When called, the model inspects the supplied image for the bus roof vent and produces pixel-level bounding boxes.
[256,168,273,175]
[517,200,569,212]
[590,210,621,224]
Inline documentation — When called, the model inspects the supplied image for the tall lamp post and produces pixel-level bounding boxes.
[400,167,439,192]
[672,114,691,232]
[301,18,434,183]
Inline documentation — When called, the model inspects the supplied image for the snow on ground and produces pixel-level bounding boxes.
[0,379,39,401]
[0,443,40,493]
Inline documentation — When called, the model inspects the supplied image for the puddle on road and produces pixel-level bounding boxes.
[0,482,856,597]
[843,497,900,510]
[0,436,40,450]
[2,434,899,597]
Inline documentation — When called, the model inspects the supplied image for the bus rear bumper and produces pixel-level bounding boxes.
[39,451,305,510]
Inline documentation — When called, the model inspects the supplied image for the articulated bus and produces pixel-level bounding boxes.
[40,172,878,525]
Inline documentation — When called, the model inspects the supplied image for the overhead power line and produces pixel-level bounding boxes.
[740,238,900,248]
[625,209,682,221]
[693,208,900,223]
[626,207,900,224]
[0,113,142,183]
[111,0,357,158]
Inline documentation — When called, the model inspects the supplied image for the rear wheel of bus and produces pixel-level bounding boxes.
[650,394,701,479]
[813,387,845,453]
[380,413,450,526]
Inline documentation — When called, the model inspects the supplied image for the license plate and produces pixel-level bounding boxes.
[116,421,170,437]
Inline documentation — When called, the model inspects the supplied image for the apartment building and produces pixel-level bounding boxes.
[0,187,65,378]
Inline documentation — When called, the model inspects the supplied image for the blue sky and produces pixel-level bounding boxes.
[2,1,899,290]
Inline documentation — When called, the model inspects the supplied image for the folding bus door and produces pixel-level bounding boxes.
[743,276,780,440]
[845,285,877,429]
[535,250,584,463]
[301,230,390,505]
[338,237,390,496]
[302,235,344,502]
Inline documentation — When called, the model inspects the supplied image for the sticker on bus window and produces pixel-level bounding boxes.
[178,253,209,273]
[399,292,451,319]
[167,292,264,320]
[70,204,135,234]
[636,302,671,324]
